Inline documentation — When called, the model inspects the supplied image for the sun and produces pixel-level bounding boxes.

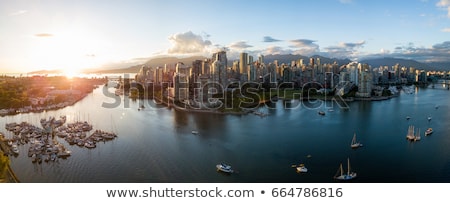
[29,26,111,74]
[63,69,80,79]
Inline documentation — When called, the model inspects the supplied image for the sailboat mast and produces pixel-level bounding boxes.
[347,158,350,176]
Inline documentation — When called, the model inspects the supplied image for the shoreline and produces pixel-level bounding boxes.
[151,94,398,116]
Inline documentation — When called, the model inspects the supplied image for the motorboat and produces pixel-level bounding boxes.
[11,144,19,154]
[425,128,433,136]
[191,130,199,135]
[318,111,326,116]
[216,163,233,173]
[296,164,308,173]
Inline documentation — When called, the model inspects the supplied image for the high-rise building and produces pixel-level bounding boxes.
[258,55,264,64]
[211,51,228,88]
[240,52,248,74]
[356,64,372,98]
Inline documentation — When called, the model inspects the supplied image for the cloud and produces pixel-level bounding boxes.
[9,10,28,16]
[34,33,54,38]
[288,39,320,56]
[167,31,212,54]
[264,46,293,55]
[263,36,282,42]
[436,0,450,18]
[362,41,450,63]
[289,39,317,47]
[322,41,365,59]
[339,0,353,4]
[340,41,366,48]
[442,27,450,32]
[229,41,253,50]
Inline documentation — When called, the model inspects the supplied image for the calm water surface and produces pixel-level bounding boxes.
[2,84,450,183]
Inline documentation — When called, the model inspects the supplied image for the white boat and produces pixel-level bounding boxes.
[414,128,421,141]
[334,158,357,180]
[428,116,432,121]
[318,111,325,116]
[350,133,363,149]
[406,125,416,141]
[216,163,233,173]
[406,116,411,120]
[296,164,308,173]
[11,144,19,154]
[425,128,433,136]
[191,130,199,135]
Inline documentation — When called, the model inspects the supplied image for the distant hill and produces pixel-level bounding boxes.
[93,55,207,73]
[27,69,63,75]
[360,57,431,70]
[424,62,450,71]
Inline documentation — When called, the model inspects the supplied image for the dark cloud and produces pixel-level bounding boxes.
[168,31,212,54]
[289,39,320,56]
[263,36,282,42]
[229,41,253,50]
[321,41,365,59]
[289,39,317,47]
[34,33,54,37]
[340,41,366,48]
[362,41,450,63]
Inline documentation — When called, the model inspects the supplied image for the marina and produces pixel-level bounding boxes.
[2,115,117,164]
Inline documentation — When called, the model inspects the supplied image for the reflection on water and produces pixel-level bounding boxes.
[1,85,450,183]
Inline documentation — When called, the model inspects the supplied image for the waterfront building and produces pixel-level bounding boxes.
[211,51,228,89]
[239,52,248,75]
[136,65,153,83]
[356,64,373,98]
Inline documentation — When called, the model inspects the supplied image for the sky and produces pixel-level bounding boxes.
[0,0,449,73]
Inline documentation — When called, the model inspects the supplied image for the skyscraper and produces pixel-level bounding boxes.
[240,52,248,74]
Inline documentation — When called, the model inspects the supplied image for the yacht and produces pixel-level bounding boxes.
[296,164,308,173]
[334,158,357,181]
[216,163,234,173]
[350,133,363,149]
[425,128,433,136]
[406,125,416,141]
[11,144,19,154]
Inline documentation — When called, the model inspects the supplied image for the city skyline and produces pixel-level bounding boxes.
[1,0,450,73]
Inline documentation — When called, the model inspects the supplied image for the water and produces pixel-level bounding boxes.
[1,85,450,183]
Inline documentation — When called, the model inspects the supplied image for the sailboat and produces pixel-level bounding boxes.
[350,133,363,148]
[414,128,421,141]
[334,158,357,180]
[406,125,416,141]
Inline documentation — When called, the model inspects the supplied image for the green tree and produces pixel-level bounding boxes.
[0,152,9,180]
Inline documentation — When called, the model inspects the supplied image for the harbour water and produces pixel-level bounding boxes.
[1,84,450,183]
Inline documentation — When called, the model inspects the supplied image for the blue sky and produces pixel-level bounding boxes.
[0,0,449,73]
